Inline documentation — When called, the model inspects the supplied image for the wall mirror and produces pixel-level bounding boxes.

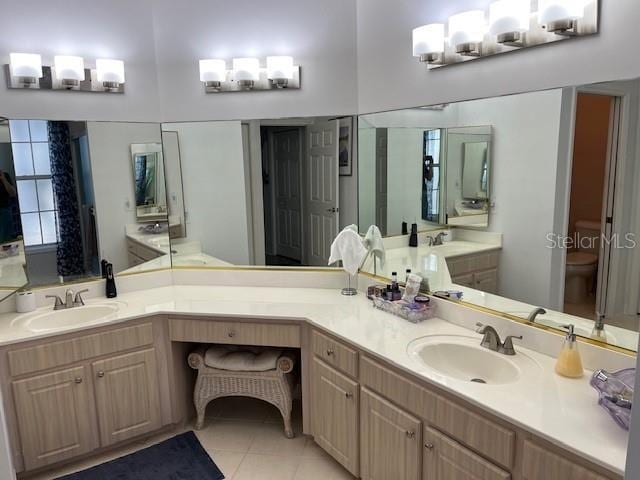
[358,79,640,353]
[160,116,357,269]
[1,119,170,290]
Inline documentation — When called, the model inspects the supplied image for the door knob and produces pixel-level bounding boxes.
[97,371,105,378]
[424,443,434,450]
[74,377,83,384]
[326,207,338,213]
[326,349,335,356]
[228,331,236,338]
[405,430,416,439]
[345,392,354,399]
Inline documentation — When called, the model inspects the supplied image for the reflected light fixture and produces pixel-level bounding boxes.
[448,10,486,56]
[232,57,260,89]
[9,53,43,87]
[199,59,226,91]
[412,24,445,64]
[53,55,85,88]
[539,0,586,34]
[489,0,531,45]
[266,56,294,88]
[96,59,125,91]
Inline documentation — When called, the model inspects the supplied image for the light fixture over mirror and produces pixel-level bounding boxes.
[96,59,125,91]
[489,0,530,45]
[539,0,586,34]
[266,56,294,88]
[53,55,85,89]
[199,59,227,92]
[8,53,43,87]
[448,10,486,56]
[413,24,445,64]
[232,57,260,89]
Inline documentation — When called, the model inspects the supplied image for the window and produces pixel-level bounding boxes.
[422,129,442,223]
[9,120,58,247]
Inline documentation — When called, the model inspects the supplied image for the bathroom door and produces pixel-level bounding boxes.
[272,129,302,261]
[306,119,339,266]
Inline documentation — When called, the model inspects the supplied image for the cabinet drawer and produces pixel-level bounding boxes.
[360,356,515,470]
[312,330,358,377]
[169,318,300,347]
[8,323,154,377]
[522,441,608,480]
[424,427,510,480]
[447,252,499,277]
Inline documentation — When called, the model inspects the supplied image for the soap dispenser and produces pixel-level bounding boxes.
[555,324,584,379]
[105,263,117,298]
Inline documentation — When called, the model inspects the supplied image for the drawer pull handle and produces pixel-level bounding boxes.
[228,331,236,338]
[424,443,434,450]
[406,430,416,439]
[74,377,83,384]
[326,349,335,356]
[345,392,353,399]
[97,371,105,378]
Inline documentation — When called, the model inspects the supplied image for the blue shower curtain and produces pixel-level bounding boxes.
[48,122,84,277]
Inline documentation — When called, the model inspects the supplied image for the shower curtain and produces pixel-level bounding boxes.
[48,121,84,277]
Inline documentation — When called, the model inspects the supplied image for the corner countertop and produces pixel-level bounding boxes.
[0,284,630,476]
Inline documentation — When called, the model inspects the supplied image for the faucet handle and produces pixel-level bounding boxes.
[74,289,89,307]
[45,295,64,310]
[500,335,523,356]
[475,322,486,333]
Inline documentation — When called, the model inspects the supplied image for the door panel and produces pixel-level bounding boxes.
[12,366,98,470]
[360,388,421,480]
[306,120,339,266]
[312,358,359,476]
[92,348,161,446]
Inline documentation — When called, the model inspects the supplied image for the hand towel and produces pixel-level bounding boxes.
[364,225,386,268]
[328,225,367,275]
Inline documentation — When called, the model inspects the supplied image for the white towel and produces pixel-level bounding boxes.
[328,225,367,275]
[364,225,386,268]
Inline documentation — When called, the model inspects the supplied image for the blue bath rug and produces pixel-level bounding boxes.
[56,431,224,480]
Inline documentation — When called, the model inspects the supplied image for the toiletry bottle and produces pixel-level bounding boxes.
[105,263,117,298]
[101,259,109,279]
[391,272,398,291]
[401,222,408,235]
[555,324,584,378]
[409,223,418,247]
[405,269,412,282]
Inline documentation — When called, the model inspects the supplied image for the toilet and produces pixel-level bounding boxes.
[564,220,601,304]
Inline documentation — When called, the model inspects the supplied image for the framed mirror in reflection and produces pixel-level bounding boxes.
[358,81,640,353]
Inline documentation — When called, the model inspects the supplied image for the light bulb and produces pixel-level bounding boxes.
[9,53,43,83]
[448,10,486,54]
[54,55,85,87]
[489,0,530,37]
[413,24,445,61]
[539,0,586,25]
[199,59,226,82]
[96,59,125,91]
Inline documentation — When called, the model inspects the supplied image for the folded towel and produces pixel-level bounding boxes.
[204,346,283,372]
[364,225,386,268]
[328,225,367,275]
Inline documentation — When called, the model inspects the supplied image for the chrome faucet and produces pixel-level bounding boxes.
[46,289,89,310]
[475,323,523,356]
[527,307,547,322]
[426,232,448,246]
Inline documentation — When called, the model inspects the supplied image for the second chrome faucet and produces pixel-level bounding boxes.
[475,323,522,356]
[46,289,89,310]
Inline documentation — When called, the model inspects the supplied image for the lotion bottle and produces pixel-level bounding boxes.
[555,324,584,379]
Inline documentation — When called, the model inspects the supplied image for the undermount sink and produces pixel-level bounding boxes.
[20,303,124,333]
[407,335,540,385]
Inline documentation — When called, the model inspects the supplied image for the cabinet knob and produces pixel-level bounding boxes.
[74,377,83,384]
[405,430,416,439]
[424,443,434,450]
[228,331,236,338]
[326,349,335,356]
[345,392,354,399]
[97,371,105,378]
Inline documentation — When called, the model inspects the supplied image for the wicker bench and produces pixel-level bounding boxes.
[188,346,297,438]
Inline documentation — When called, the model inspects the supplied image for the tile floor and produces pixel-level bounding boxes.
[31,397,355,480]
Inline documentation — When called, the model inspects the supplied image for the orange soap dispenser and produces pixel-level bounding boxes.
[555,324,584,379]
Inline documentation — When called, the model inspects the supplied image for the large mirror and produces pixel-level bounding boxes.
[2,120,170,289]
[358,81,640,352]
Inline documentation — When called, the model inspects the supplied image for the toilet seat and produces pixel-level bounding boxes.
[566,252,598,266]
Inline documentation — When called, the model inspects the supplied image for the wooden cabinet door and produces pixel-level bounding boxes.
[92,348,161,446]
[12,365,98,470]
[452,273,475,288]
[521,440,608,480]
[423,426,510,480]
[360,387,421,480]
[474,269,498,294]
[311,357,359,476]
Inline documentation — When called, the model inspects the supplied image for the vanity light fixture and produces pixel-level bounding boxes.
[8,53,43,87]
[412,24,445,64]
[199,59,227,92]
[448,10,486,56]
[266,56,294,88]
[96,59,125,91]
[489,0,530,45]
[538,0,586,34]
[232,57,260,89]
[53,55,85,89]
[412,0,598,69]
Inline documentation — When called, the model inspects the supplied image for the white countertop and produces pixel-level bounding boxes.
[0,284,629,476]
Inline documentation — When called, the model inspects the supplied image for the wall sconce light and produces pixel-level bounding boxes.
[199,59,227,92]
[412,24,445,64]
[232,58,260,89]
[489,0,530,45]
[96,59,125,91]
[539,0,586,34]
[8,53,43,87]
[53,55,85,89]
[266,56,294,88]
[199,55,300,93]
[413,0,598,69]
[448,10,486,56]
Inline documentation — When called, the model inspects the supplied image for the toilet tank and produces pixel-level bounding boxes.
[575,220,601,255]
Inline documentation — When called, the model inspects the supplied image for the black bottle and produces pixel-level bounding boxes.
[409,223,418,247]
[105,263,117,298]
[100,259,109,278]
[401,222,408,235]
